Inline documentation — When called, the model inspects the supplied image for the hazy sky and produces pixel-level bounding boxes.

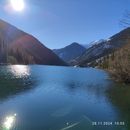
[0,0,130,49]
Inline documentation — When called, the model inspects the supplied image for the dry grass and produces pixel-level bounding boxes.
[110,43,130,83]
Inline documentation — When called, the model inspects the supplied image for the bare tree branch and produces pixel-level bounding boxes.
[120,10,130,27]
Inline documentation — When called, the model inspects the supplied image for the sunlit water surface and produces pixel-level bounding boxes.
[0,65,129,130]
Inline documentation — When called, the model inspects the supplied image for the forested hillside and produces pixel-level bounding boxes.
[99,43,130,83]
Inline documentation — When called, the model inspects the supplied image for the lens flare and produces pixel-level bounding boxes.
[10,0,25,12]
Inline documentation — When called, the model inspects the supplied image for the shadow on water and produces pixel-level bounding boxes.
[65,79,112,98]
[106,83,130,130]
[0,65,37,101]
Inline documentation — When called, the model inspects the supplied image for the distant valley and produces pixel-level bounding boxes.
[0,19,130,83]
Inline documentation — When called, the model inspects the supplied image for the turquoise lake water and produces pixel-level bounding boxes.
[0,65,129,130]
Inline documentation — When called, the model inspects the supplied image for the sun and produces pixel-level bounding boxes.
[10,0,25,12]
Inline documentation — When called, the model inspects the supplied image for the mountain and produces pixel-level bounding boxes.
[82,39,108,48]
[98,40,130,83]
[72,28,130,66]
[53,42,86,62]
[0,19,66,66]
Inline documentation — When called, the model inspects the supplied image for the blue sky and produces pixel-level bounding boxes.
[0,0,130,49]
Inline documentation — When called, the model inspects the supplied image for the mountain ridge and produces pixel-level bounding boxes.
[0,19,66,66]
[53,42,86,63]
[71,27,130,66]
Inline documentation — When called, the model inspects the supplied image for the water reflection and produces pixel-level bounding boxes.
[10,65,30,78]
[106,83,130,129]
[2,113,17,130]
[65,80,112,99]
[0,65,37,101]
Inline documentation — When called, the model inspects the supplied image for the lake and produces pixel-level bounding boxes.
[0,65,129,130]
